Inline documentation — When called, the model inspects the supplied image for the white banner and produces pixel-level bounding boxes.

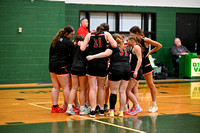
[191,58,200,77]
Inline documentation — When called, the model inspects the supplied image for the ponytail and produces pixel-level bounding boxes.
[51,25,75,48]
[113,33,125,50]
[52,29,65,48]
[116,38,125,50]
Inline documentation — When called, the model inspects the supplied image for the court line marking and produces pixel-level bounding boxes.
[28,102,146,133]
[78,115,146,133]
[28,94,191,133]
[28,103,51,110]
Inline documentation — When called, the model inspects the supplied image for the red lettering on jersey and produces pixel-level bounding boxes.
[120,48,128,56]
[98,38,102,47]
[120,48,123,56]
[94,38,98,48]
[124,48,128,56]
[94,38,102,48]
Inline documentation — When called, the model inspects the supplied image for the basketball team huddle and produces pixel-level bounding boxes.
[49,18,162,118]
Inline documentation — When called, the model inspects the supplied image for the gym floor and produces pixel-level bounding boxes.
[0,79,200,133]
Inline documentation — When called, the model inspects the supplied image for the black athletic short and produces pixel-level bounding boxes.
[71,69,86,76]
[142,57,153,75]
[49,64,70,74]
[108,65,131,81]
[130,68,142,81]
[87,61,107,77]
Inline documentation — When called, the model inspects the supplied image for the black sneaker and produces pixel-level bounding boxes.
[104,104,108,111]
[95,105,100,113]
[89,110,95,117]
[99,109,104,116]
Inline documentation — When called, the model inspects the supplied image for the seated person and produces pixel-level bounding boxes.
[170,38,190,77]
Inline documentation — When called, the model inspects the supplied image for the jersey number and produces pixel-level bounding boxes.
[94,38,102,48]
[120,48,128,56]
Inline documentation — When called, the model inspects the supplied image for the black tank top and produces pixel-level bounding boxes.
[88,32,108,63]
[108,45,130,70]
[71,45,87,71]
[130,47,138,71]
[140,37,149,58]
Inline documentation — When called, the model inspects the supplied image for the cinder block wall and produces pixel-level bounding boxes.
[0,0,200,84]
[0,0,65,84]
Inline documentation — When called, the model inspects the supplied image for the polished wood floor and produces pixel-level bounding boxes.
[0,79,200,133]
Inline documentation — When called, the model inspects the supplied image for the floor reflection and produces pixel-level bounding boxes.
[191,82,200,99]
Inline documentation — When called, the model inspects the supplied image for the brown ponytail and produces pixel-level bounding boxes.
[52,29,64,48]
[51,25,75,48]
[113,33,125,50]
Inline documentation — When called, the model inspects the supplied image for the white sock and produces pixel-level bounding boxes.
[68,104,73,109]
[80,106,85,110]
[152,101,156,105]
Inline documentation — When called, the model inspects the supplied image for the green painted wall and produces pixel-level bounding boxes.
[0,1,200,84]
[0,0,65,84]
[65,4,200,76]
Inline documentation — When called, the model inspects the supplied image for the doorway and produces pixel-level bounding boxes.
[176,13,200,52]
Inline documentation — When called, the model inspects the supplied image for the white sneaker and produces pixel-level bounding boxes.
[65,107,75,115]
[129,106,143,115]
[148,104,158,113]
[79,107,90,115]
